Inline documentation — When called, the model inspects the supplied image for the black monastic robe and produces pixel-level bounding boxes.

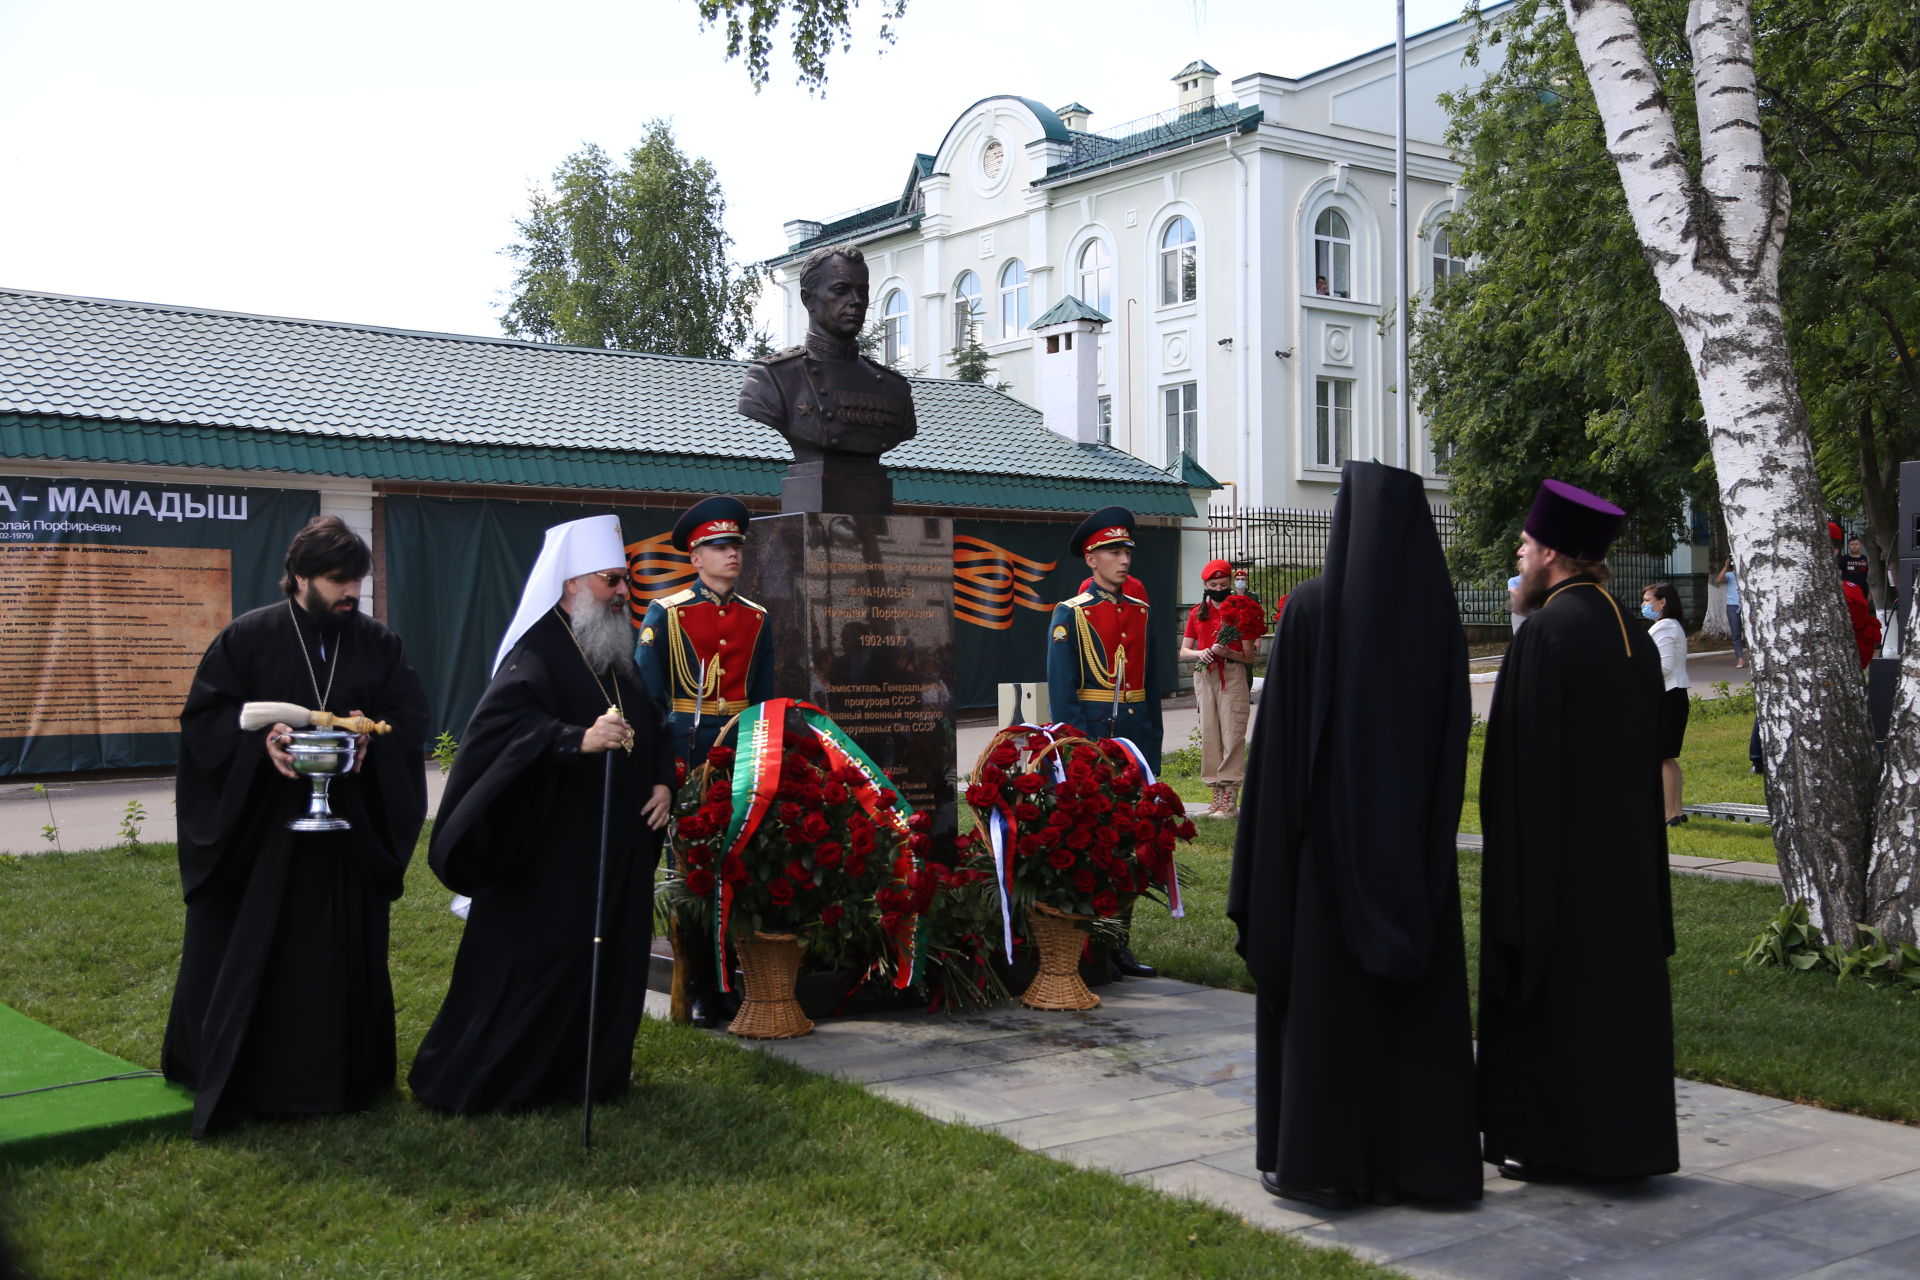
[1478,573,1678,1177]
[409,609,673,1114]
[1227,461,1482,1203]
[163,601,428,1137]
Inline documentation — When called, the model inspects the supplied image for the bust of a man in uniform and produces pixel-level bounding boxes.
[739,243,917,514]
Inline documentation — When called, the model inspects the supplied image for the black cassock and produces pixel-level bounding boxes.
[163,602,428,1137]
[1479,573,1677,1177]
[410,609,674,1114]
[1227,461,1481,1203]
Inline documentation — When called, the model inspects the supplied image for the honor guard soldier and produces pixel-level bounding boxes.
[1047,506,1165,978]
[636,496,772,1027]
[635,496,774,769]
[1048,507,1165,773]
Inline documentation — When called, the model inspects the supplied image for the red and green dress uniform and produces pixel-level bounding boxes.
[1047,585,1163,773]
[636,579,773,767]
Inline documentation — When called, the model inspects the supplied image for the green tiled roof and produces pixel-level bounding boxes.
[1167,450,1222,490]
[0,290,1196,516]
[1045,102,1261,183]
[1031,296,1112,328]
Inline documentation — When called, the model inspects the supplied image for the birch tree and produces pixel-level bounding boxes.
[1562,0,1919,936]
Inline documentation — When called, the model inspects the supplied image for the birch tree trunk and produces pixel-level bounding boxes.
[1699,576,1728,640]
[1563,0,1884,934]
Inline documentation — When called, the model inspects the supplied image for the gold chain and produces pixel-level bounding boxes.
[554,607,634,752]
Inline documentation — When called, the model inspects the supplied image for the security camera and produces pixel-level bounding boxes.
[1274,348,1293,359]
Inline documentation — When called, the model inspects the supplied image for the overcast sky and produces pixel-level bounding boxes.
[1,0,1476,341]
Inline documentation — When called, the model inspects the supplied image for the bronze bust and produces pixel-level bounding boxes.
[740,243,917,514]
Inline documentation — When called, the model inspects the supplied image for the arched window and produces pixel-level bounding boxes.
[1313,209,1352,299]
[1430,224,1467,284]
[881,289,911,366]
[1077,239,1112,316]
[953,271,984,346]
[1159,217,1197,306]
[999,259,1030,339]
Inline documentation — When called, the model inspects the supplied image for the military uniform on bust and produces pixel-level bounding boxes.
[635,497,773,1026]
[736,242,917,516]
[738,332,917,460]
[1046,506,1164,979]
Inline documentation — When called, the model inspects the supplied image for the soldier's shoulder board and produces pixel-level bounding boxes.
[733,595,768,615]
[1120,593,1149,609]
[657,587,697,608]
[764,345,806,364]
[1061,592,1095,608]
[861,356,910,384]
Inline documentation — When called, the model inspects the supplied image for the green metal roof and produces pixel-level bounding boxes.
[0,289,1197,517]
[1167,450,1222,490]
[1031,296,1112,328]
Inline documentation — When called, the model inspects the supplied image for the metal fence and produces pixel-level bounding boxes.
[1210,504,1693,628]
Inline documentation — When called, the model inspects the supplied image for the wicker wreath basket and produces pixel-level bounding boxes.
[1022,903,1101,1010]
[728,931,816,1039]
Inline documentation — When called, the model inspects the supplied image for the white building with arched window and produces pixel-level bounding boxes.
[767,10,1507,510]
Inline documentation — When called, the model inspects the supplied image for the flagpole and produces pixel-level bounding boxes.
[1395,0,1411,471]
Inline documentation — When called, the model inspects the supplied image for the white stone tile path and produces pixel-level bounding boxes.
[714,978,1920,1280]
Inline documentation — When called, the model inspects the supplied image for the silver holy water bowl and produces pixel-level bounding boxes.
[285,728,358,832]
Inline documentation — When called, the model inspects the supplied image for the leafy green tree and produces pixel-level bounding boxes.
[501,123,761,358]
[695,0,911,92]
[1418,0,1920,586]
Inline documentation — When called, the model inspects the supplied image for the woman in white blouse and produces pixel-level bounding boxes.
[1641,581,1691,826]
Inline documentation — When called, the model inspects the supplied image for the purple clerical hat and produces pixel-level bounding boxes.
[1523,478,1624,561]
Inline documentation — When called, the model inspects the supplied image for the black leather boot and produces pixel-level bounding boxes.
[1110,900,1157,978]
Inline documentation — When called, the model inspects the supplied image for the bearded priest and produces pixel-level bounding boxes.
[411,515,674,1114]
[163,515,429,1137]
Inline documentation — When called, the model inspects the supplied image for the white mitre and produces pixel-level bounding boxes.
[491,513,628,676]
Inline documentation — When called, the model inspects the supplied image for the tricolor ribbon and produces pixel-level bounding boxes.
[979,723,1073,961]
[792,701,920,989]
[708,697,920,992]
[712,701,788,992]
[1107,737,1184,918]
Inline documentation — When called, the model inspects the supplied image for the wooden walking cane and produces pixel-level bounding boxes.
[582,720,618,1149]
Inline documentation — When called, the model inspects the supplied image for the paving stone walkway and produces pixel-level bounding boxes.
[722,977,1920,1279]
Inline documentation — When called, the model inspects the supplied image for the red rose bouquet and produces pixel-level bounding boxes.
[662,699,924,995]
[963,724,1195,958]
[909,835,1012,1012]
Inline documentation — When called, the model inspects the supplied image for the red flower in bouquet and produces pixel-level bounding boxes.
[1217,592,1268,643]
[664,703,924,997]
[964,726,1200,945]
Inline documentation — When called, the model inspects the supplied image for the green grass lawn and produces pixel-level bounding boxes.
[0,844,1386,1280]
[1131,842,1920,1126]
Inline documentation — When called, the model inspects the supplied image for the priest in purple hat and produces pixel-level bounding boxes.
[1478,479,1678,1183]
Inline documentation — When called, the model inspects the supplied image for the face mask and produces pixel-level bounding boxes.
[1641,603,1659,620]
[1232,577,1248,593]
[1204,586,1231,601]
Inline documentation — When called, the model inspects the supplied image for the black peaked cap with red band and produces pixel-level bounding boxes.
[672,496,750,552]
[1069,506,1137,558]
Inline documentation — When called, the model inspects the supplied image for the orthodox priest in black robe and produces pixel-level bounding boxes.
[1227,461,1481,1209]
[1479,478,1677,1181]
[410,514,675,1114]
[163,516,429,1137]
